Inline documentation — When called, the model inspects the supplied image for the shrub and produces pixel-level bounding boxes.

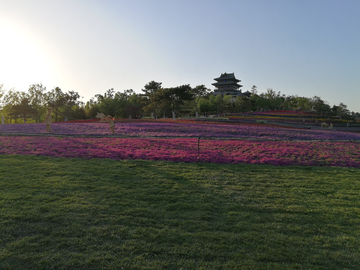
[256,120,267,124]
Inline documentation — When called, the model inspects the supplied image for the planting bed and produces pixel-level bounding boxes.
[1,121,359,168]
[1,121,360,141]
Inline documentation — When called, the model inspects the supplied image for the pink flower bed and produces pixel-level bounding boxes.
[1,122,360,141]
[0,136,359,168]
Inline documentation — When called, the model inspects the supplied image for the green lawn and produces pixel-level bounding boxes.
[0,155,359,269]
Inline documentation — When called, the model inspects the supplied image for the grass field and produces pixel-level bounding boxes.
[1,155,359,269]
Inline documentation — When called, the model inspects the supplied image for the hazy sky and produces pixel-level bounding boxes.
[1,0,359,112]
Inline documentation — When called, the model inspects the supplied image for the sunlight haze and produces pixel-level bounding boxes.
[1,0,359,112]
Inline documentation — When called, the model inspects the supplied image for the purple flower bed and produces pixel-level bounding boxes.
[0,136,359,168]
[1,122,360,141]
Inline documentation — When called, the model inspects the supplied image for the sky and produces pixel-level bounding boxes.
[1,0,359,112]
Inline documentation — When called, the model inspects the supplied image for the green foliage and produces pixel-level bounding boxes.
[1,80,358,121]
[257,88,284,110]
[0,84,5,109]
[1,155,359,269]
[44,87,84,121]
[215,94,225,113]
[199,95,215,114]
[235,96,252,113]
[146,84,193,119]
[256,120,268,124]
[28,83,47,122]
[93,89,143,119]
[192,85,209,117]
[8,98,37,123]
[141,81,163,118]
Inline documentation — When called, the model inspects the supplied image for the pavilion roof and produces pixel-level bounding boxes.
[213,72,241,82]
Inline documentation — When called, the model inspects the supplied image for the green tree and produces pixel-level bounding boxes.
[0,84,4,107]
[215,94,225,114]
[45,87,66,121]
[223,95,234,113]
[44,87,83,121]
[332,102,353,121]
[260,88,283,110]
[191,85,209,117]
[85,98,101,119]
[141,81,162,118]
[250,85,258,95]
[94,88,143,119]
[0,84,5,120]
[198,95,212,116]
[159,85,193,120]
[9,97,37,123]
[70,106,87,120]
[235,96,252,113]
[282,95,297,110]
[122,89,143,119]
[2,89,22,123]
[63,90,83,120]
[28,83,46,123]
[312,96,331,119]
[95,88,118,117]
[294,96,312,111]
[150,88,172,118]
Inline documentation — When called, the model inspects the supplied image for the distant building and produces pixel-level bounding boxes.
[212,72,243,97]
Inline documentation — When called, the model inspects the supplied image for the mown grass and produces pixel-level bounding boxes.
[0,155,359,269]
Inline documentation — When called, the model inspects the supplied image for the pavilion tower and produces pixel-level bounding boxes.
[212,72,243,97]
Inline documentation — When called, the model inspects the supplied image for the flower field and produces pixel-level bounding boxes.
[1,121,359,167]
[226,110,347,124]
[1,121,360,141]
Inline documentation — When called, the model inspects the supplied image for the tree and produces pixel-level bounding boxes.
[191,85,209,117]
[44,87,84,121]
[28,83,46,122]
[95,88,118,117]
[45,87,66,121]
[63,90,83,120]
[159,85,193,120]
[141,81,162,118]
[282,95,297,110]
[0,84,5,120]
[223,95,234,113]
[214,94,225,114]
[235,96,252,113]
[9,97,37,123]
[123,89,143,119]
[294,96,312,111]
[93,88,144,119]
[312,96,331,119]
[198,95,212,115]
[70,106,87,120]
[85,98,101,119]
[250,85,258,95]
[333,102,352,121]
[149,88,172,118]
[260,88,283,110]
[0,84,4,107]
[2,89,22,123]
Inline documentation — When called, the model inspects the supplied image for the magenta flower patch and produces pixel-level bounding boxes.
[0,136,359,168]
[1,122,360,141]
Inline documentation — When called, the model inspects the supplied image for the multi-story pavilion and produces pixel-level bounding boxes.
[212,72,243,97]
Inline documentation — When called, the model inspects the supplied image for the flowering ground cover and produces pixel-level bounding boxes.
[1,136,359,167]
[226,111,345,125]
[1,122,360,141]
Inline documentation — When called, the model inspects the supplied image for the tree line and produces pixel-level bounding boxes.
[0,82,358,124]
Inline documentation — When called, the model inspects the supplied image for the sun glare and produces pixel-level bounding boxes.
[0,23,56,91]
